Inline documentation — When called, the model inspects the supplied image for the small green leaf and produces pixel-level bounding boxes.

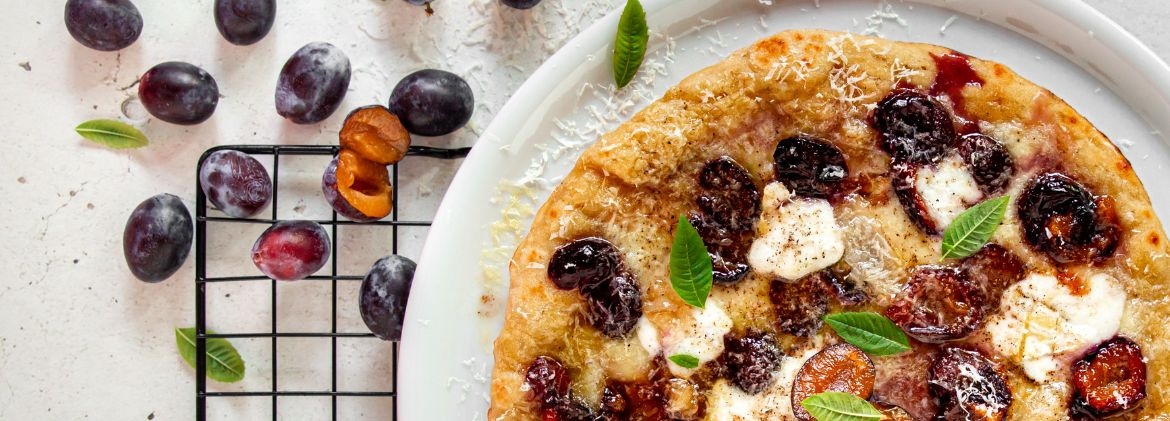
[941,195,1011,259]
[75,119,148,149]
[823,312,911,356]
[801,391,884,421]
[668,354,700,369]
[612,0,649,88]
[670,214,713,309]
[175,327,246,383]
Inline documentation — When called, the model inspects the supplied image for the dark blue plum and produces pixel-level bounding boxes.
[123,194,193,283]
[199,150,272,218]
[275,42,351,124]
[65,0,143,51]
[501,0,541,9]
[359,255,417,341]
[388,69,474,137]
[139,62,219,125]
[214,0,276,46]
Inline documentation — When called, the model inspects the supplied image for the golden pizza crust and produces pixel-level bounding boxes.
[489,29,1170,420]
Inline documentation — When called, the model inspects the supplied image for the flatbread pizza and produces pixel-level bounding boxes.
[488,29,1170,420]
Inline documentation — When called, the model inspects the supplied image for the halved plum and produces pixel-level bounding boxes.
[791,343,877,421]
[322,150,393,222]
[339,105,412,165]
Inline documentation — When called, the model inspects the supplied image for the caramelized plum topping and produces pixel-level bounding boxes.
[1018,173,1120,265]
[873,402,915,421]
[697,157,761,231]
[821,262,868,306]
[959,244,1025,310]
[547,237,621,290]
[663,378,702,420]
[889,160,939,234]
[1071,336,1147,418]
[957,133,1013,192]
[723,332,782,394]
[543,399,601,421]
[874,89,957,164]
[339,105,412,165]
[689,214,751,284]
[600,383,629,417]
[929,348,1012,421]
[792,344,877,421]
[689,157,760,284]
[770,277,828,337]
[525,356,570,407]
[886,266,986,343]
[581,272,643,338]
[773,135,849,199]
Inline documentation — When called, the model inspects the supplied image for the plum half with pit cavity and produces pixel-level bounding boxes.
[321,151,393,222]
[1018,173,1120,265]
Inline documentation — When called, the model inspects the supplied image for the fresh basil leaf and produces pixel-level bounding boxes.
[801,391,883,421]
[612,0,648,89]
[823,312,911,356]
[670,214,713,309]
[75,119,148,149]
[175,327,246,383]
[940,195,1011,259]
[668,354,700,369]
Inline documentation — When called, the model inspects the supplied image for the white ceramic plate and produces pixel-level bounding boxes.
[400,0,1170,419]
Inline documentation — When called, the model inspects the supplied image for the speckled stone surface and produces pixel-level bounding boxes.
[0,0,1165,419]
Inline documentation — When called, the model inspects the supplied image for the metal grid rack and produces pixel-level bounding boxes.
[193,144,470,420]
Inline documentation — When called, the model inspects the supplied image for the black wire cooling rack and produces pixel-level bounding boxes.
[193,144,470,421]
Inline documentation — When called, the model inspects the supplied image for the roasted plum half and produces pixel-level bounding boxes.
[886,266,986,343]
[929,348,1012,421]
[322,151,393,222]
[773,135,849,199]
[696,157,761,231]
[691,157,760,283]
[769,277,828,337]
[524,356,571,407]
[1018,173,1120,265]
[723,332,782,395]
[545,237,642,338]
[547,237,621,290]
[1071,336,1147,418]
[581,272,642,339]
[959,244,1025,311]
[792,343,877,421]
[873,89,957,164]
[339,105,412,165]
[956,133,1014,193]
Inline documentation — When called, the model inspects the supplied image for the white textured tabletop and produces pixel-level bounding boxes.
[0,0,1166,419]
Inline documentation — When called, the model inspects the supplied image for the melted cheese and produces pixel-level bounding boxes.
[986,273,1126,382]
[749,183,845,281]
[640,302,734,377]
[915,154,982,230]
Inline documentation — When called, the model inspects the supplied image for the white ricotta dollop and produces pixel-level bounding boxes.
[640,301,734,377]
[915,154,983,230]
[987,272,1127,382]
[636,317,661,357]
[748,182,845,281]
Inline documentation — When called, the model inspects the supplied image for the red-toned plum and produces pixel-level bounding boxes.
[251,220,330,281]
